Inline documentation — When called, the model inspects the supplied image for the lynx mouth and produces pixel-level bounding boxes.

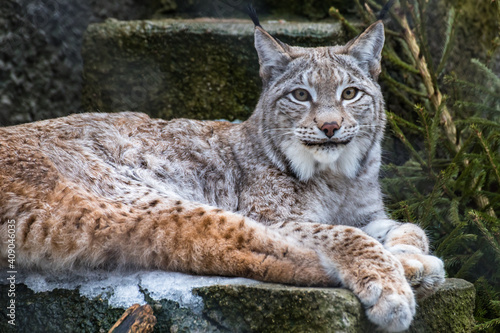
[302,140,350,147]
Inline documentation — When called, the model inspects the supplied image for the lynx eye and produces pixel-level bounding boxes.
[342,87,358,100]
[292,89,311,102]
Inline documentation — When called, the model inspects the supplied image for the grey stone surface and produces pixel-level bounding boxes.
[81,18,348,121]
[195,279,476,333]
[408,278,476,333]
[194,283,374,332]
[0,0,158,126]
[0,278,475,332]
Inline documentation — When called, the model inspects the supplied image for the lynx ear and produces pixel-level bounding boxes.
[345,21,385,79]
[254,27,292,84]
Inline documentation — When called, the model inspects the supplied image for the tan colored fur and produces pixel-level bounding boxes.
[0,22,445,332]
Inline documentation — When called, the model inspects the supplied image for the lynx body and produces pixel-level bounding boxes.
[0,21,445,332]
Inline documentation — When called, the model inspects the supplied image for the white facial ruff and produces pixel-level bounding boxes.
[282,139,365,181]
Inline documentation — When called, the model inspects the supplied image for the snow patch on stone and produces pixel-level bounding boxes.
[17,270,257,312]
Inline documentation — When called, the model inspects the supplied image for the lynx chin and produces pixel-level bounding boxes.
[0,20,445,332]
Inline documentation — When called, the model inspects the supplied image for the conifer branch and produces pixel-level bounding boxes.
[473,126,500,185]
[436,7,458,77]
[328,7,360,36]
[469,211,500,259]
[381,72,428,98]
[383,49,420,74]
[398,14,458,150]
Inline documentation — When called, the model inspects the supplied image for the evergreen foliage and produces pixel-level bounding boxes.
[330,0,500,330]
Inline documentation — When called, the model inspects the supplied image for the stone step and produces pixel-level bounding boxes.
[197,279,476,332]
[0,277,475,332]
[82,18,347,121]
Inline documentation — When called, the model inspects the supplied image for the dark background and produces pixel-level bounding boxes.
[0,0,498,126]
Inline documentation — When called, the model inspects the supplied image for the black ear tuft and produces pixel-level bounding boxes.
[245,4,261,28]
[377,0,396,20]
[345,21,385,79]
[218,1,262,28]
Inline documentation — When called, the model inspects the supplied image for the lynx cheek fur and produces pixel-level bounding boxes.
[0,21,445,332]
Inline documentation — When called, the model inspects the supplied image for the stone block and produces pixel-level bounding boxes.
[0,277,475,332]
[195,278,476,333]
[81,18,348,121]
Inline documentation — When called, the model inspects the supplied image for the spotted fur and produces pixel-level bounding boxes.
[0,21,444,332]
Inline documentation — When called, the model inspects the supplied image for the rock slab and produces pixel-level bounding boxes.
[195,279,476,333]
[0,278,475,332]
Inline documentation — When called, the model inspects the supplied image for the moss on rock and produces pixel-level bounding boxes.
[0,278,474,332]
[408,278,476,333]
[194,283,375,332]
[0,283,218,333]
[194,279,475,333]
[0,284,122,333]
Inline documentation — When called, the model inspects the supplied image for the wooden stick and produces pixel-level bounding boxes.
[108,304,157,333]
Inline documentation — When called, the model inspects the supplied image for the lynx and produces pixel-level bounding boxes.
[0,20,445,331]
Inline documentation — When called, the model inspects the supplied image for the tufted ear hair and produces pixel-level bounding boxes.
[345,21,385,80]
[254,26,292,85]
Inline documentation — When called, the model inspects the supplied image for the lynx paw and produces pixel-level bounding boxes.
[353,267,416,332]
[366,290,416,332]
[394,253,445,299]
[353,274,416,332]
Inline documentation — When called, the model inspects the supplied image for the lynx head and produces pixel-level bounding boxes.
[251,22,386,181]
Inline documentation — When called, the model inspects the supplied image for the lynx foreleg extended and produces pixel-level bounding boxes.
[271,222,415,332]
[1,182,332,287]
[363,219,445,298]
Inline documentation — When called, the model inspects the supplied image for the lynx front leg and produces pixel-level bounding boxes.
[5,182,332,287]
[363,219,445,298]
[271,223,415,332]
[136,206,334,287]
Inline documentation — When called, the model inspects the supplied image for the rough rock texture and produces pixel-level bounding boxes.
[194,283,375,332]
[0,0,159,126]
[0,282,219,333]
[81,18,347,121]
[195,279,476,333]
[0,284,123,332]
[408,279,476,333]
[0,278,475,332]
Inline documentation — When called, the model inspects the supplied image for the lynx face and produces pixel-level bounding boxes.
[253,25,386,180]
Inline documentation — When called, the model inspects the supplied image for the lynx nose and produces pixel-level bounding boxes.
[319,121,340,138]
